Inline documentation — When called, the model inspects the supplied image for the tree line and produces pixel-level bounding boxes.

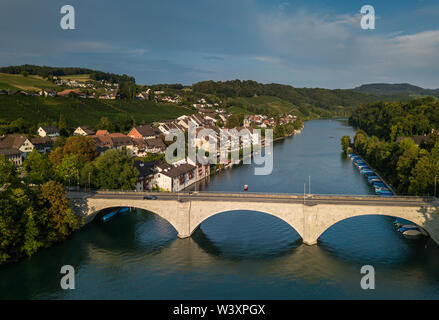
[0,64,135,84]
[0,157,83,265]
[193,80,396,106]
[24,136,139,190]
[349,97,439,141]
[342,97,439,196]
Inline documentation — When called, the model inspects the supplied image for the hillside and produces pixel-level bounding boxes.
[59,74,91,82]
[192,80,406,118]
[352,83,439,97]
[0,95,194,128]
[227,96,300,114]
[0,73,59,91]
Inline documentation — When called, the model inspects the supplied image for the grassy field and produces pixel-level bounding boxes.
[229,96,301,114]
[59,74,91,82]
[0,73,58,91]
[0,95,195,127]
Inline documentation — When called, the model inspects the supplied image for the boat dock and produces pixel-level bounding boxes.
[348,153,396,196]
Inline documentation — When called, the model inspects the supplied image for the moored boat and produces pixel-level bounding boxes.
[102,210,118,222]
[401,229,423,238]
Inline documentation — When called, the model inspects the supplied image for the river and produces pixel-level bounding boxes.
[1,119,439,299]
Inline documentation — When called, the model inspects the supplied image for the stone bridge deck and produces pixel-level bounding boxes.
[68,191,439,246]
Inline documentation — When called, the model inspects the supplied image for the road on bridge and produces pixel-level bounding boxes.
[68,191,437,208]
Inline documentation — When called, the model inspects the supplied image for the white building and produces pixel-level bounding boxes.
[37,126,60,138]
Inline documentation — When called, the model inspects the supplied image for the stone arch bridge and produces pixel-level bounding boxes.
[68,191,439,245]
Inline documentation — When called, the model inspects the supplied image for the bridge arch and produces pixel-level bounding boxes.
[311,205,435,244]
[186,200,306,241]
[91,205,181,234]
[189,209,304,241]
[70,198,186,237]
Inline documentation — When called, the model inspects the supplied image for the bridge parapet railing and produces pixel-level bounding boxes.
[70,188,437,202]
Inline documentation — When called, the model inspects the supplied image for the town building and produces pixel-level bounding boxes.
[128,125,161,140]
[0,148,23,166]
[155,162,197,192]
[74,126,96,136]
[30,137,54,154]
[37,126,60,138]
[91,133,133,152]
[0,134,34,155]
[134,160,161,192]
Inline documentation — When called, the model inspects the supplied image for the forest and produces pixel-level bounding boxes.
[343,97,439,196]
[349,97,439,140]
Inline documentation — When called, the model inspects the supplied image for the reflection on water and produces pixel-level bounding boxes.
[2,208,439,300]
[1,120,439,299]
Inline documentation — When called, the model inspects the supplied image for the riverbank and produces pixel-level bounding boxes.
[347,152,397,195]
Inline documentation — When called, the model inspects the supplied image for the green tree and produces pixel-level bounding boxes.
[0,155,19,188]
[97,117,114,132]
[55,154,82,187]
[408,142,439,195]
[23,150,53,185]
[79,162,97,189]
[93,149,138,190]
[396,140,419,194]
[50,135,97,167]
[119,81,137,100]
[58,114,68,136]
[341,136,351,154]
[22,206,43,257]
[37,181,83,244]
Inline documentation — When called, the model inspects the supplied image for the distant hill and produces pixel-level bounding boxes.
[352,83,439,97]
[192,80,409,118]
[0,64,135,84]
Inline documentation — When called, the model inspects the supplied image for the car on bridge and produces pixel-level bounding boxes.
[143,195,157,200]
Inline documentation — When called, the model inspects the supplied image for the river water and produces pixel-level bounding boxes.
[1,119,439,299]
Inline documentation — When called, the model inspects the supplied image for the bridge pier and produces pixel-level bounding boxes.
[177,233,191,239]
[302,204,319,246]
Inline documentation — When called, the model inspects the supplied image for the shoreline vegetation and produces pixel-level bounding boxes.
[0,162,83,265]
[341,97,439,197]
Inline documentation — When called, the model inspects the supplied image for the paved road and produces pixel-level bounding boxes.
[68,191,437,208]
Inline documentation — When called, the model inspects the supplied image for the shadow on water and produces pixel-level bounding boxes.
[192,210,303,261]
[317,214,439,281]
[0,209,178,300]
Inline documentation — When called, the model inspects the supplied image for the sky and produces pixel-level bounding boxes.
[1,0,439,89]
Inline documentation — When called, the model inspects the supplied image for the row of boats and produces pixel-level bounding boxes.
[348,153,428,239]
[348,153,393,196]
[393,218,428,238]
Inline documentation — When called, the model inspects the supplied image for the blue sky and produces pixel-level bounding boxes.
[1,0,439,88]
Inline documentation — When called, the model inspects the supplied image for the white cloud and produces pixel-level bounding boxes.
[252,56,282,64]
